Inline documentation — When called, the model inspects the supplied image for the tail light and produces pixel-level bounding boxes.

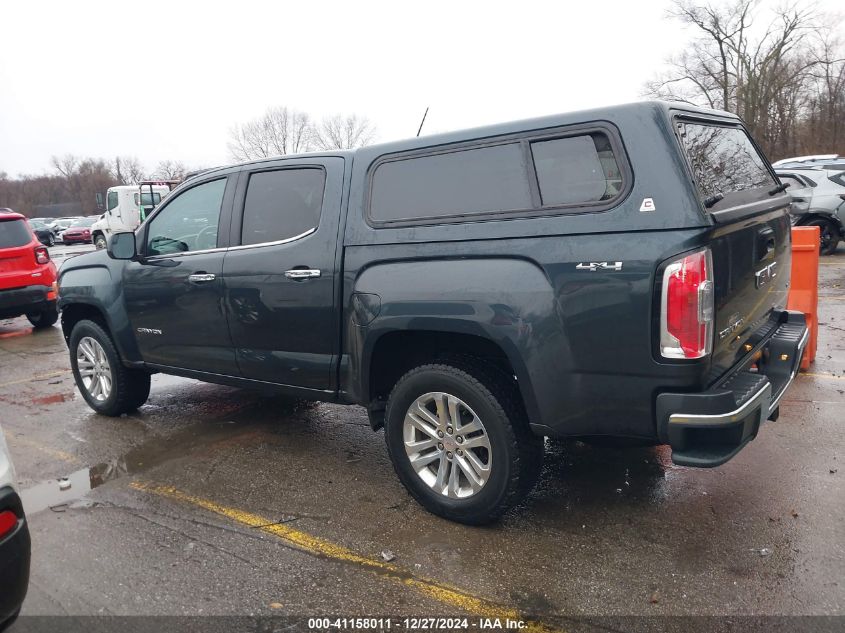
[660,248,714,359]
[0,509,17,539]
[35,245,50,264]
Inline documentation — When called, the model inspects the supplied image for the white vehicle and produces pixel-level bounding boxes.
[91,181,177,249]
[0,424,30,627]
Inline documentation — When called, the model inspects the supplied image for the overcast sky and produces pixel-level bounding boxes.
[0,0,840,175]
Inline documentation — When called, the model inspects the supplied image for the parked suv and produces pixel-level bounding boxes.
[58,102,807,524]
[0,424,30,630]
[776,168,845,255]
[0,211,59,327]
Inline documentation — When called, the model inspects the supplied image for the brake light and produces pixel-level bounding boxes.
[35,245,50,264]
[0,510,17,538]
[660,248,714,359]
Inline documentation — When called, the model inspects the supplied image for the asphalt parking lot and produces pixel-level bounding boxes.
[1,244,843,631]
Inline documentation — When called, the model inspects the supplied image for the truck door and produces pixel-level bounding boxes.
[123,173,238,374]
[222,157,344,393]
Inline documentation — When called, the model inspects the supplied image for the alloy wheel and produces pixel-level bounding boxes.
[76,336,112,402]
[403,391,492,499]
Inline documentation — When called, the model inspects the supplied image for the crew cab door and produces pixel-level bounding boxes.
[123,174,238,374]
[222,157,344,393]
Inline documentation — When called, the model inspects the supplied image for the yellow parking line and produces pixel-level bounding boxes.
[131,482,560,632]
[8,436,81,464]
[801,371,845,380]
[0,370,69,389]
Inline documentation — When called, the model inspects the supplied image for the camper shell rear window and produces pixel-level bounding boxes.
[676,120,777,212]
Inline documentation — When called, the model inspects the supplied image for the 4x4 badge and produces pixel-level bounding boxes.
[576,262,623,272]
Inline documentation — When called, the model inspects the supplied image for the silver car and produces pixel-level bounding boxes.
[775,168,845,255]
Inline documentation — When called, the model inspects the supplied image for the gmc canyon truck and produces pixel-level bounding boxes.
[58,101,808,524]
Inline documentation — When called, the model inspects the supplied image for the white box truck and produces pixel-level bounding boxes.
[91,181,178,249]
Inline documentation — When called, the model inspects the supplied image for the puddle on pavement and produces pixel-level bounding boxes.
[19,396,313,516]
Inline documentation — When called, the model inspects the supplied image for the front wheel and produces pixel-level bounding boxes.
[93,234,107,250]
[47,234,55,247]
[384,360,543,524]
[69,319,151,416]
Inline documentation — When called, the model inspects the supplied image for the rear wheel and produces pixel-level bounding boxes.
[70,319,151,416]
[47,234,55,246]
[94,233,107,249]
[805,218,840,255]
[384,359,543,524]
[27,306,58,328]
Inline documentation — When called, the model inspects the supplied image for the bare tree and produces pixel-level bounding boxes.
[646,0,843,158]
[151,160,187,181]
[50,154,80,179]
[312,113,376,151]
[111,156,146,185]
[227,106,313,161]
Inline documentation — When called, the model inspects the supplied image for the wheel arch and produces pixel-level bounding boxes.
[361,326,538,431]
[60,301,142,366]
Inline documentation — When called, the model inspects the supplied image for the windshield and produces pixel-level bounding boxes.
[28,220,47,229]
[678,122,776,209]
[70,217,97,227]
[0,219,32,248]
[134,192,162,207]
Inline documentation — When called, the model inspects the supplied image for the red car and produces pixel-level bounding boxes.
[59,216,98,245]
[0,211,58,328]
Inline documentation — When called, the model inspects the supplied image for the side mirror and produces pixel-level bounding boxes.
[96,192,105,210]
[107,232,136,260]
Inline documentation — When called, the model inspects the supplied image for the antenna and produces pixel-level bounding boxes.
[416,107,429,137]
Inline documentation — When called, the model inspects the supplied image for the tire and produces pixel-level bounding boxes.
[1,608,20,632]
[69,319,151,416]
[27,306,58,328]
[384,359,543,524]
[94,234,107,250]
[805,218,840,256]
[47,234,55,246]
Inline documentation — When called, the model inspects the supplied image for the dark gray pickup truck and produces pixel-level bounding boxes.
[58,101,808,524]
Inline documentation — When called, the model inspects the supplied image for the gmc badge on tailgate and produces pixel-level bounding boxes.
[755,262,777,289]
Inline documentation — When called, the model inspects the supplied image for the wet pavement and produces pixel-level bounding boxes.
[0,247,843,628]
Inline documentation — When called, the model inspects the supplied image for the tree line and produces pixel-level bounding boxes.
[0,107,374,218]
[0,156,190,218]
[647,0,845,160]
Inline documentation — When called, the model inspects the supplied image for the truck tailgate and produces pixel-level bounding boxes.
[708,207,792,382]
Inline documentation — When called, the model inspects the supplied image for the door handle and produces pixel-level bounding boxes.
[188,273,216,283]
[285,268,321,280]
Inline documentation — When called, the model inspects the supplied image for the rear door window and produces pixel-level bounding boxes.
[777,175,804,190]
[240,168,325,246]
[678,122,776,209]
[0,219,33,248]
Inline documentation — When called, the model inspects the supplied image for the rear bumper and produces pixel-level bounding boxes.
[656,310,808,467]
[0,487,30,623]
[0,285,55,319]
